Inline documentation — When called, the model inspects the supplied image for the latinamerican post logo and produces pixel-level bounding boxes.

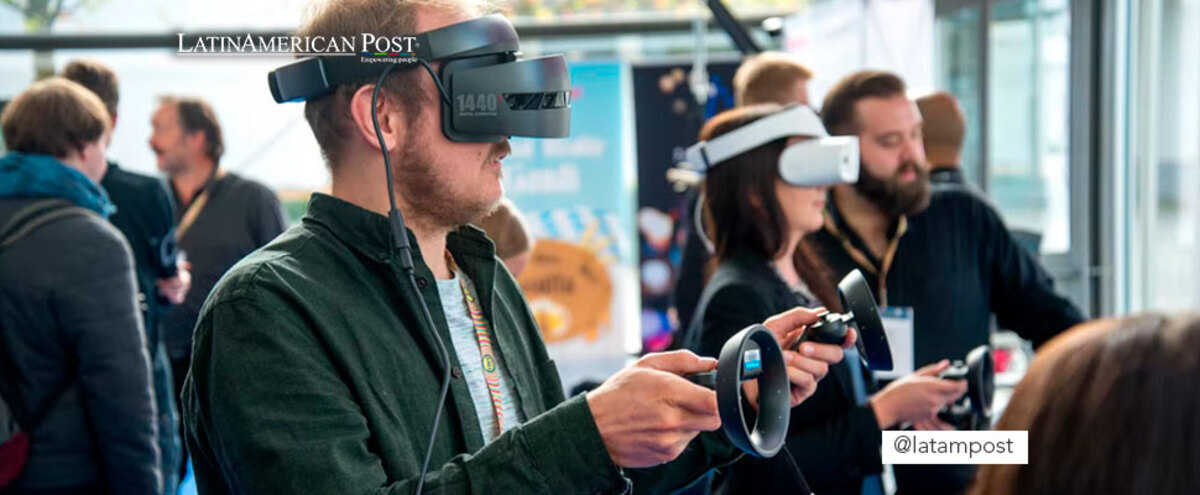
[176,33,421,62]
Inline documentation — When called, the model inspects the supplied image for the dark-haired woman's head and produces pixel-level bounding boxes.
[699,104,836,307]
[700,105,828,260]
[972,313,1200,495]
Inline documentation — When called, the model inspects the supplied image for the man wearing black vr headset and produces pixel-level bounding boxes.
[182,1,848,493]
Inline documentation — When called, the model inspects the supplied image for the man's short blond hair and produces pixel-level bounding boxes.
[732,52,814,107]
[300,0,496,167]
[2,77,111,158]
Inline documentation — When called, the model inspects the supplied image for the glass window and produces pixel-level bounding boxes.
[1128,0,1200,311]
[987,0,1071,255]
[935,3,984,185]
[935,0,1072,255]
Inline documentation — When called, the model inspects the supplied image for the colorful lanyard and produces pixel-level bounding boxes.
[446,252,505,435]
[822,211,908,307]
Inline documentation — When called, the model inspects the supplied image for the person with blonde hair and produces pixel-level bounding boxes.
[732,51,815,107]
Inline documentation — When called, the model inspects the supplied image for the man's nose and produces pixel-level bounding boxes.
[901,135,925,164]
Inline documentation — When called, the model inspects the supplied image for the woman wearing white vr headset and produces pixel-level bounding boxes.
[678,103,860,493]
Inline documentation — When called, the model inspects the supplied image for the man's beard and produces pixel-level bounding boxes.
[156,151,187,177]
[391,139,510,228]
[855,160,932,218]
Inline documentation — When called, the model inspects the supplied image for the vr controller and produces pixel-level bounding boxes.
[687,324,790,458]
[935,345,995,430]
[791,270,894,372]
[684,269,893,458]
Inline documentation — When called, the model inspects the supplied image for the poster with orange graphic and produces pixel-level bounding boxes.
[501,61,638,394]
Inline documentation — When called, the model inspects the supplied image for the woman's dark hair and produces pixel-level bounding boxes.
[972,312,1200,495]
[699,104,840,310]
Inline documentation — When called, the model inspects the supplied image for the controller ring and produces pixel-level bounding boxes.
[715,324,789,458]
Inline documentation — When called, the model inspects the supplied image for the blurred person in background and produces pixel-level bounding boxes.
[973,312,1200,494]
[673,52,815,337]
[61,58,188,495]
[150,95,285,478]
[0,77,160,494]
[812,70,1085,494]
[474,197,534,277]
[732,51,814,108]
[915,91,968,186]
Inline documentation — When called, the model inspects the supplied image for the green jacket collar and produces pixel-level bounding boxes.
[302,192,498,266]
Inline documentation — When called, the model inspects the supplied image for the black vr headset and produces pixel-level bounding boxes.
[267,14,571,143]
[266,16,571,495]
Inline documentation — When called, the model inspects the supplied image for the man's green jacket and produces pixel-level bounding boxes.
[183,193,740,494]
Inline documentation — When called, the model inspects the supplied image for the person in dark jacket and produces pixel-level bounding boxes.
[0,78,160,494]
[810,70,1085,494]
[683,104,966,495]
[150,94,286,428]
[61,58,189,495]
[673,52,815,335]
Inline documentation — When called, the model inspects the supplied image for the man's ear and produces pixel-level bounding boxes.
[79,139,101,164]
[184,130,206,158]
[349,84,406,154]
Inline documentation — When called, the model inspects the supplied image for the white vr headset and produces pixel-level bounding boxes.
[679,105,860,186]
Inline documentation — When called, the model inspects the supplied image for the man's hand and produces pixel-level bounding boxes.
[745,307,857,409]
[912,417,956,431]
[868,360,967,429]
[587,351,723,468]
[157,261,192,305]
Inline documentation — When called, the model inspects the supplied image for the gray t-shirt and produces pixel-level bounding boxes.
[436,271,524,444]
[163,172,286,354]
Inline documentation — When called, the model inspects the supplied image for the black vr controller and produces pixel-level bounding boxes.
[687,325,789,458]
[684,269,894,458]
[793,269,894,372]
[936,345,995,430]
